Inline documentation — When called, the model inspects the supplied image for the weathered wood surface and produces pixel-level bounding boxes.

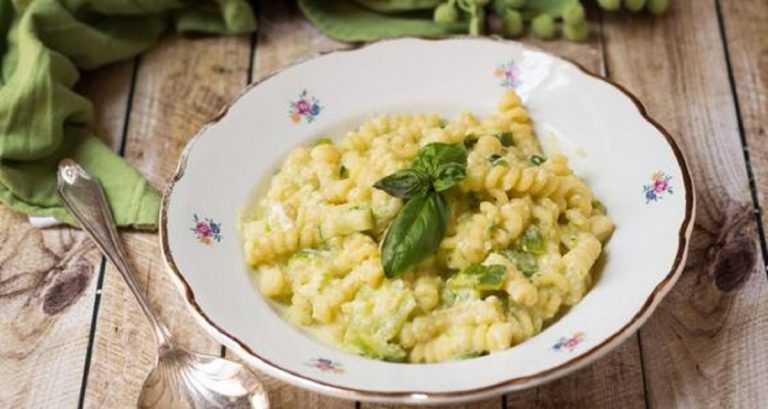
[602,0,768,408]
[720,0,768,238]
[1,0,767,408]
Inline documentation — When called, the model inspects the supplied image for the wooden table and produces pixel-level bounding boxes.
[3,1,767,408]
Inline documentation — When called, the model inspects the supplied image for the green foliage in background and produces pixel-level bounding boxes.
[299,0,670,42]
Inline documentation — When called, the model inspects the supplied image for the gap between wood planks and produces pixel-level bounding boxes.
[713,0,768,276]
[77,57,141,409]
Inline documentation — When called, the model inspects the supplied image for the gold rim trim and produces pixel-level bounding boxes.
[159,36,695,403]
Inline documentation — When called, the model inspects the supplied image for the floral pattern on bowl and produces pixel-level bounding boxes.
[190,214,222,245]
[289,89,323,124]
[643,171,674,203]
[552,332,585,352]
[494,61,521,89]
[306,357,345,374]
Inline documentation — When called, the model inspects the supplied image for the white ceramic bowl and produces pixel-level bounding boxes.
[161,38,694,405]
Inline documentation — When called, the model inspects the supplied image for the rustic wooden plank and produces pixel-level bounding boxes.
[0,213,100,408]
[0,61,133,408]
[602,1,768,408]
[719,0,768,249]
[81,34,252,408]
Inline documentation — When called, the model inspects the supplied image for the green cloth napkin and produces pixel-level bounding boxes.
[0,0,256,229]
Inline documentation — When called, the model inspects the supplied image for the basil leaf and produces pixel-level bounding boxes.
[412,142,467,177]
[381,191,449,277]
[373,169,431,199]
[433,162,466,192]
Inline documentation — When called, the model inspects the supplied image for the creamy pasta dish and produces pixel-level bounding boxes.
[240,90,613,363]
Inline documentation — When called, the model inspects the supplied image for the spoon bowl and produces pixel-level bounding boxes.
[138,346,269,409]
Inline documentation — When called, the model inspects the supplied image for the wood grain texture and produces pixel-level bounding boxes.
[603,0,768,408]
[719,0,768,233]
[0,61,134,408]
[81,34,252,408]
[0,211,99,408]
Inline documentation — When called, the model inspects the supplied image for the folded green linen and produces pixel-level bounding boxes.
[0,0,256,229]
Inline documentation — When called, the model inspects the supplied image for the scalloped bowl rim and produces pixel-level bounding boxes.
[159,37,695,405]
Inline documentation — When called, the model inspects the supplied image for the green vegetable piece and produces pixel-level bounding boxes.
[488,153,508,167]
[521,226,546,255]
[530,155,546,166]
[352,0,442,13]
[504,249,538,277]
[298,0,468,43]
[339,165,349,178]
[624,0,646,12]
[532,13,556,40]
[448,264,507,291]
[496,131,515,147]
[314,137,333,145]
[563,19,590,41]
[381,191,450,277]
[434,2,459,24]
[412,142,468,191]
[647,0,669,14]
[374,168,432,199]
[342,282,415,361]
[597,0,621,11]
[562,3,585,24]
[501,9,524,37]
[592,200,607,215]
[492,0,510,14]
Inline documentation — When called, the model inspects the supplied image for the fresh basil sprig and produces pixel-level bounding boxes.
[373,169,431,199]
[374,143,467,277]
[380,191,449,276]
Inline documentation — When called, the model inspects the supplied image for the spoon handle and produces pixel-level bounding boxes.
[57,159,173,349]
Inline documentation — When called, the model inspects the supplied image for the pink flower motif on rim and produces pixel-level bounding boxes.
[643,171,674,203]
[289,89,323,124]
[552,332,584,352]
[494,61,521,89]
[305,357,344,374]
[191,214,222,246]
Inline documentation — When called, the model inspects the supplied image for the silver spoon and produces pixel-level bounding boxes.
[57,159,269,409]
